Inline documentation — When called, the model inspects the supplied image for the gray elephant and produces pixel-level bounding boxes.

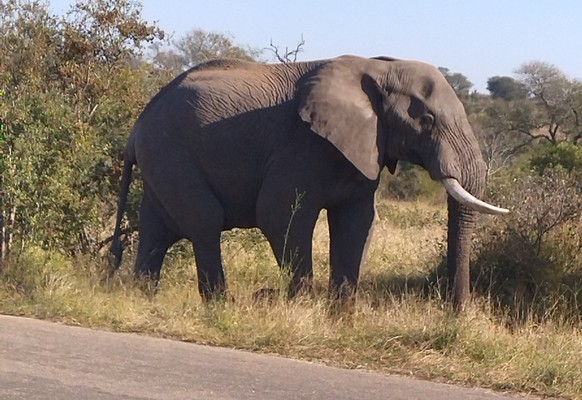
[109,55,507,310]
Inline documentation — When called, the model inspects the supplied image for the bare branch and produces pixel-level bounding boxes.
[96,226,138,251]
[267,35,305,63]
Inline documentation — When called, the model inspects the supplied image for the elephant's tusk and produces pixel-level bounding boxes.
[442,178,509,215]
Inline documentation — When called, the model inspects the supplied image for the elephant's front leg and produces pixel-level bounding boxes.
[327,195,376,306]
[262,216,319,298]
[257,191,321,299]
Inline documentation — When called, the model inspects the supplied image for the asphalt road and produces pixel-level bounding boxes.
[0,315,530,400]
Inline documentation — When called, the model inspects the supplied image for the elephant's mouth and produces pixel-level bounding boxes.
[441,178,508,215]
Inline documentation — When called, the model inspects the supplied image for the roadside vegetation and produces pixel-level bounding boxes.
[1,1,581,399]
[1,199,581,398]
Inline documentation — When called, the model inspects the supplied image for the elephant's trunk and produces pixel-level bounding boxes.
[442,146,492,311]
[446,198,478,311]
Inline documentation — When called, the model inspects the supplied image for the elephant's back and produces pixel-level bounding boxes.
[136,59,324,130]
[175,61,320,127]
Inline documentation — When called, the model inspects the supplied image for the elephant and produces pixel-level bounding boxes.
[109,55,507,310]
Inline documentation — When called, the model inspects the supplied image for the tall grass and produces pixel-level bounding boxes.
[0,200,580,399]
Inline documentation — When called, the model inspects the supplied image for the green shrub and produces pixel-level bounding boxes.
[0,0,165,258]
[529,142,582,175]
[473,168,582,321]
[378,162,445,202]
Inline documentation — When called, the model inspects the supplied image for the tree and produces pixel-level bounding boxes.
[0,0,61,261]
[150,41,184,74]
[0,0,165,258]
[438,67,473,97]
[569,80,582,144]
[472,98,536,176]
[472,63,582,177]
[515,61,581,144]
[153,29,261,72]
[486,76,527,100]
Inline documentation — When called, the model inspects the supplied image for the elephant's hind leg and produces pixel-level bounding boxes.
[142,158,228,302]
[134,192,181,287]
[175,191,226,301]
[191,232,226,301]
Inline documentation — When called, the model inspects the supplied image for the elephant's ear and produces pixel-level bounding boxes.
[297,58,383,180]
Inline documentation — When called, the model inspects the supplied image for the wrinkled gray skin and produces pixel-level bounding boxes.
[110,56,487,310]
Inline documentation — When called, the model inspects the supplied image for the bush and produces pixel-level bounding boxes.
[473,168,582,321]
[378,162,445,202]
[0,0,165,258]
[529,142,582,175]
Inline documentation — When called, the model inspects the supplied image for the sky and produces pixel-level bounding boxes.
[49,1,581,93]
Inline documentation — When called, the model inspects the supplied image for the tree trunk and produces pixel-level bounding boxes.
[6,205,15,256]
[0,207,4,269]
[0,204,16,267]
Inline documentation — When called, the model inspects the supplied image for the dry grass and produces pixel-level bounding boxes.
[1,200,580,399]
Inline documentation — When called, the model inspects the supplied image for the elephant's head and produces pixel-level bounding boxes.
[298,55,508,309]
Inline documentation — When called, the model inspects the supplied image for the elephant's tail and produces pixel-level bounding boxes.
[109,144,135,270]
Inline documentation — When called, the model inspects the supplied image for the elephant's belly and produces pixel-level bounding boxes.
[196,156,263,230]
[210,183,260,230]
[221,202,258,230]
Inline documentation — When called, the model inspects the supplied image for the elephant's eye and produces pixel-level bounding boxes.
[419,113,435,132]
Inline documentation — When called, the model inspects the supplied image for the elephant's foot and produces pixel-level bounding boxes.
[200,286,234,304]
[135,276,160,300]
[327,283,357,317]
[287,274,314,300]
